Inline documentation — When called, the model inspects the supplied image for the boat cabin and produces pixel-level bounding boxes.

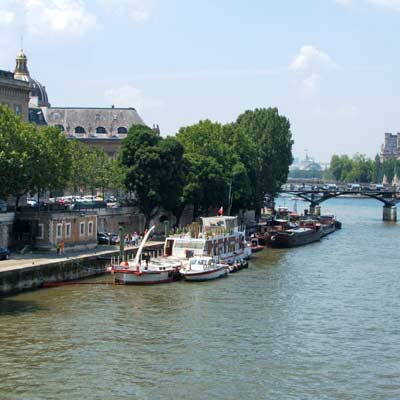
[164,216,245,260]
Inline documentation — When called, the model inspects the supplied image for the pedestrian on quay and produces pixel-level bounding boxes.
[60,239,65,255]
[56,241,61,255]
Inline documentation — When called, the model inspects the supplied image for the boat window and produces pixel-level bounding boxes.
[174,241,204,250]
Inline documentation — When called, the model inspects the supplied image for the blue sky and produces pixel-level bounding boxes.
[0,0,399,161]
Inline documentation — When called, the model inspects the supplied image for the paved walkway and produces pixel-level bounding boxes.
[0,241,164,273]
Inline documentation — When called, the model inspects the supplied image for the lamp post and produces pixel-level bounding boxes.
[164,220,169,238]
[118,224,125,260]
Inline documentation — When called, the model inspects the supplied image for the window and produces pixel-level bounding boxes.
[80,222,85,236]
[55,124,64,132]
[65,223,71,238]
[56,223,63,239]
[14,104,21,116]
[117,127,128,134]
[37,224,44,239]
[88,221,93,236]
[96,126,107,134]
[75,126,85,134]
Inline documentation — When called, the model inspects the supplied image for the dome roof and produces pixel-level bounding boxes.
[30,78,49,107]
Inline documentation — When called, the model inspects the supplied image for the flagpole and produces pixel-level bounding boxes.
[227,182,232,216]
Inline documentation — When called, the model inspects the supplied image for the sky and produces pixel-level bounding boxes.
[0,0,399,162]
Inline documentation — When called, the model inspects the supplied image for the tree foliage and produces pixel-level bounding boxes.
[233,108,293,217]
[120,125,185,228]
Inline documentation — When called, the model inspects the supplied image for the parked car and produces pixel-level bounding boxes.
[0,247,10,260]
[97,232,119,245]
[71,200,107,210]
[27,199,37,206]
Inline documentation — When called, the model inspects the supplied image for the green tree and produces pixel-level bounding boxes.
[0,106,37,205]
[0,106,71,206]
[33,126,72,196]
[234,108,293,219]
[372,154,381,183]
[157,136,186,226]
[176,120,236,218]
[120,125,185,229]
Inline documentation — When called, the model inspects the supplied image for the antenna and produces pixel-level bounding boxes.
[20,35,24,50]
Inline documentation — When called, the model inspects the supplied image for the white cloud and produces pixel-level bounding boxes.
[289,45,336,71]
[289,46,337,94]
[368,0,400,11]
[104,85,144,109]
[0,9,15,25]
[98,0,151,22]
[23,0,97,36]
[0,0,151,38]
[335,0,400,11]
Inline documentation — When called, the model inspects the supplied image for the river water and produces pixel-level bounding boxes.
[1,198,399,400]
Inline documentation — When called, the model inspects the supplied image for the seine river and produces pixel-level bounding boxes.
[1,198,400,400]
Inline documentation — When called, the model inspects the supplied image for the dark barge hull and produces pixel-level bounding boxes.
[321,223,336,237]
[271,229,322,248]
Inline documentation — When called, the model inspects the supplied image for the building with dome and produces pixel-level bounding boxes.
[7,49,147,156]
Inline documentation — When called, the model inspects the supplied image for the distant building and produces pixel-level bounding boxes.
[0,68,30,120]
[290,154,322,172]
[380,132,400,162]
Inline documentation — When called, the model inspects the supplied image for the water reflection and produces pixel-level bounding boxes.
[0,298,48,315]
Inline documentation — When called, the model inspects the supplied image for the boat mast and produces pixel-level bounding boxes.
[133,225,156,266]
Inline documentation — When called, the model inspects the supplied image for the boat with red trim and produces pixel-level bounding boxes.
[250,237,264,253]
[110,226,182,284]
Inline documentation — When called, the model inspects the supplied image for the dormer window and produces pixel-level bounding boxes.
[75,126,85,134]
[55,124,64,132]
[117,127,128,134]
[96,126,107,134]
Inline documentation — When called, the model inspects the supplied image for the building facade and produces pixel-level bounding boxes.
[380,132,400,162]
[45,106,144,157]
[15,211,98,251]
[0,69,30,121]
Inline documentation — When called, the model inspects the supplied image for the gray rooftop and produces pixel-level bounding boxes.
[45,106,145,139]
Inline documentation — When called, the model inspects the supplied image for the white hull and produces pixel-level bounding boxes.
[114,269,175,284]
[181,266,228,281]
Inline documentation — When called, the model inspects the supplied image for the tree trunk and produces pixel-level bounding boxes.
[144,214,151,230]
[173,204,185,228]
[15,195,20,210]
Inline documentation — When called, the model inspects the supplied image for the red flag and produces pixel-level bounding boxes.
[218,206,223,215]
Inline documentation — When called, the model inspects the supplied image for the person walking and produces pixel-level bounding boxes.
[60,239,65,255]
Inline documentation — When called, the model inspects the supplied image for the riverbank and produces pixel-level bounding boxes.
[0,241,164,297]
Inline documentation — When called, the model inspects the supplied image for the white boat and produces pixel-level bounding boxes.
[180,256,228,281]
[163,216,249,265]
[110,226,182,285]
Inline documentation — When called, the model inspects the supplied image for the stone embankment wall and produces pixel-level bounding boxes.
[0,213,15,248]
[0,243,163,297]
